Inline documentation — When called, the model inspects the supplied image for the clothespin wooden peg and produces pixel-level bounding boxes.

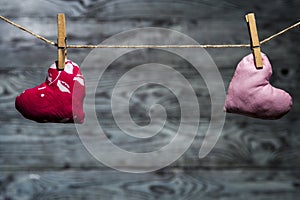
[57,13,67,70]
[245,13,263,69]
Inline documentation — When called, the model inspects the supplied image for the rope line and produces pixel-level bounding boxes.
[0,15,299,49]
[260,21,300,44]
[67,44,250,48]
[0,16,56,46]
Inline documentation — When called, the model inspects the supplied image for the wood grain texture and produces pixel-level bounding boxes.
[0,169,299,200]
[0,0,299,199]
[1,0,299,20]
[0,67,299,170]
[0,6,299,69]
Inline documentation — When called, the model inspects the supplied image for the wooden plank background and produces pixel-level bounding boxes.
[0,0,300,199]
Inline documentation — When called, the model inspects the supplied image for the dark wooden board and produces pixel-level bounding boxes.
[0,0,299,199]
[1,169,300,200]
[0,67,299,170]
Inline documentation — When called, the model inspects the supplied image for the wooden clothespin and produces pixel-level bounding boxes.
[57,13,67,70]
[245,13,263,69]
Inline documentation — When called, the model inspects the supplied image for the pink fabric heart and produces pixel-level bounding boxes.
[15,60,85,123]
[224,53,292,119]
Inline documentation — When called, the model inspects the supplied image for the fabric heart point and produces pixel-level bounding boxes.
[15,60,85,123]
[224,53,292,120]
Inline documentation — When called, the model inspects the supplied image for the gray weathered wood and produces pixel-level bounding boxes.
[0,0,299,199]
[0,64,299,170]
[0,170,299,200]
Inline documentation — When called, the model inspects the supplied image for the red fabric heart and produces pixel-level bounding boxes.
[15,60,85,123]
[224,53,292,119]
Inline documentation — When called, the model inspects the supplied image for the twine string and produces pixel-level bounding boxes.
[0,15,299,49]
[0,16,56,46]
